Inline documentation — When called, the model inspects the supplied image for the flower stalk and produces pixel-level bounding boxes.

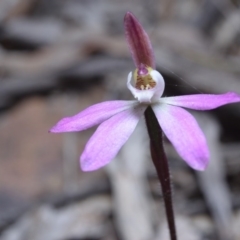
[144,106,177,240]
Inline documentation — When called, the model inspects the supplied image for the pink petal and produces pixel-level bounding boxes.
[161,92,240,110]
[80,105,146,171]
[50,100,137,133]
[153,104,209,170]
[124,12,155,68]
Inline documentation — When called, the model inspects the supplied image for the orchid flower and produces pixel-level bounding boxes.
[50,12,240,172]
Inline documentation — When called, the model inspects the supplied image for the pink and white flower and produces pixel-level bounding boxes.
[50,12,240,171]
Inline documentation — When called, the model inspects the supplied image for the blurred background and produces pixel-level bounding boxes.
[0,0,240,239]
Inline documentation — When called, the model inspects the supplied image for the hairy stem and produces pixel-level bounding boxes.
[144,106,177,240]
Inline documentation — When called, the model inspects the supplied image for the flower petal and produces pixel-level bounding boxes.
[161,92,240,110]
[80,105,146,171]
[124,12,155,68]
[127,70,165,103]
[50,100,137,133]
[153,104,209,170]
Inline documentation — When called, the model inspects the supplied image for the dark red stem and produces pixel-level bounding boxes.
[144,106,177,240]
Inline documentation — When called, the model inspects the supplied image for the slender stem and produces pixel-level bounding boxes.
[144,106,177,240]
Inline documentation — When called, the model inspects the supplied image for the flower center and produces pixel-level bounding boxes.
[134,63,156,90]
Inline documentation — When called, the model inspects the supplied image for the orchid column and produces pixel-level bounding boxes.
[50,12,240,240]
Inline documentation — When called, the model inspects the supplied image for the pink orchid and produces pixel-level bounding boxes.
[50,12,240,171]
